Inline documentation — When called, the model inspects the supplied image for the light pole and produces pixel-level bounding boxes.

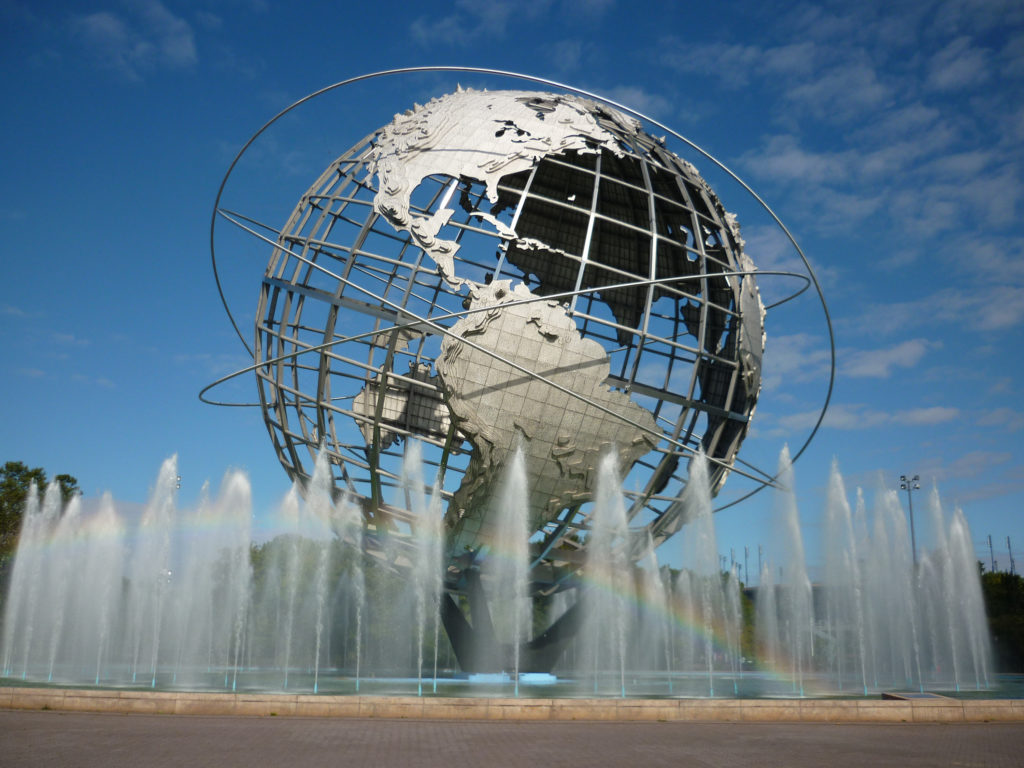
[900,474,920,566]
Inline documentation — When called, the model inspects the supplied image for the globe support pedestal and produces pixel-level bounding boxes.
[440,570,583,674]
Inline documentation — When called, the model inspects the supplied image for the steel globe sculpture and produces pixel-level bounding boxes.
[207,69,832,673]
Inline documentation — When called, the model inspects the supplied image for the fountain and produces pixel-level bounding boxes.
[634,535,673,693]
[482,447,531,695]
[815,462,992,694]
[677,451,724,697]
[740,452,995,697]
[404,440,443,695]
[759,446,815,696]
[821,459,868,694]
[578,452,632,697]
[0,445,997,698]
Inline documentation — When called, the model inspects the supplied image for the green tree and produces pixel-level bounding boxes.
[980,569,1024,672]
[0,461,79,562]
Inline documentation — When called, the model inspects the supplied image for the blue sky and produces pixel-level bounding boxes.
[1,0,1021,579]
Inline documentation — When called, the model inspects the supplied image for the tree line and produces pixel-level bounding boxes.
[0,461,78,564]
[980,564,1024,671]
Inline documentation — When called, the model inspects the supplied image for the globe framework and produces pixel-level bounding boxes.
[248,85,766,595]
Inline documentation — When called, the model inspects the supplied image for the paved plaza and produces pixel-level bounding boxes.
[2,710,1023,768]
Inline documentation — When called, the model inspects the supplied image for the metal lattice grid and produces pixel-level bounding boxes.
[251,97,762,589]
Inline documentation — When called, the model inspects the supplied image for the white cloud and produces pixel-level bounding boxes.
[655,3,1022,258]
[968,286,1024,330]
[760,333,832,392]
[809,187,885,231]
[876,247,920,271]
[849,102,947,146]
[69,11,134,70]
[601,85,672,119]
[866,281,1024,334]
[71,373,116,388]
[783,60,892,122]
[562,0,614,15]
[409,14,472,46]
[961,170,1022,227]
[738,137,889,232]
[550,39,584,71]
[821,404,891,430]
[893,167,1022,234]
[770,403,885,433]
[741,224,841,306]
[658,41,761,88]
[783,4,870,46]
[410,0,547,46]
[926,35,992,91]
[930,449,1012,481]
[977,407,1024,432]
[741,135,853,185]
[970,235,1024,279]
[987,377,1013,395]
[52,332,90,347]
[842,338,937,378]
[761,41,819,77]
[659,39,819,89]
[742,225,794,270]
[921,149,994,179]
[1001,32,1024,77]
[930,0,1024,35]
[945,473,1024,505]
[770,401,959,433]
[171,350,252,378]
[134,0,195,67]
[195,11,222,30]
[892,406,960,425]
[69,0,197,80]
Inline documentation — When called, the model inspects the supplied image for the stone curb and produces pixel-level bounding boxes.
[2,687,1022,722]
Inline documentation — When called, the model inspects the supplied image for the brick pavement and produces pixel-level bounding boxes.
[1,710,1023,768]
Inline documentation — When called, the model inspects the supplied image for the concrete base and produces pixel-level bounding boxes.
[2,687,1022,722]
